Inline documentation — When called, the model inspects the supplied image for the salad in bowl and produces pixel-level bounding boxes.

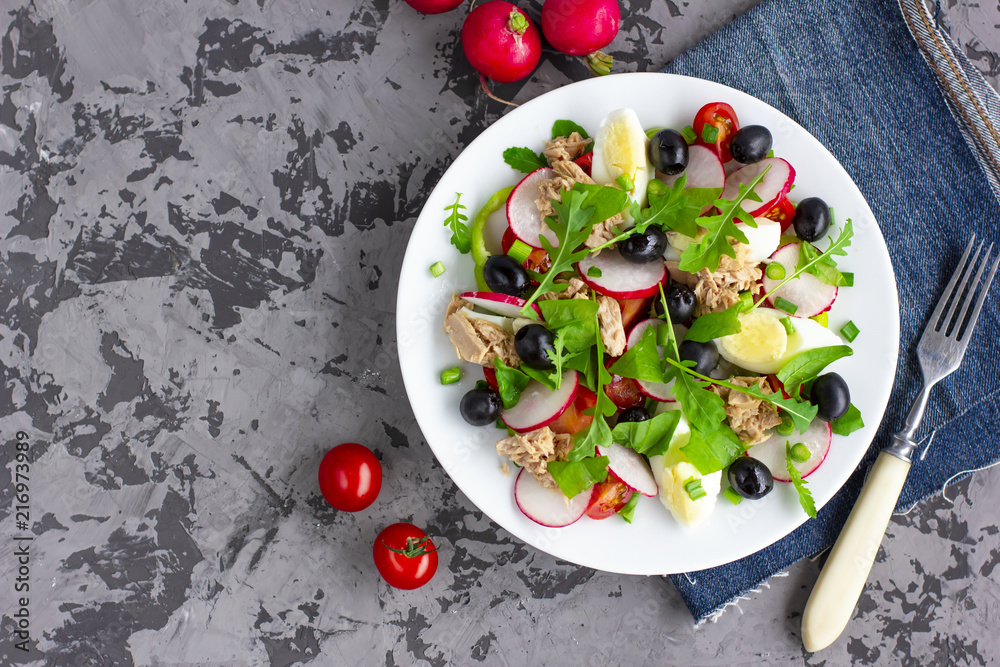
[436,101,865,531]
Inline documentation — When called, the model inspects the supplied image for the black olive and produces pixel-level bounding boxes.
[619,227,667,264]
[792,197,831,242]
[460,387,503,426]
[679,339,718,376]
[514,324,556,370]
[729,125,773,164]
[728,457,774,499]
[618,406,651,423]
[654,285,697,322]
[811,372,850,422]
[648,129,690,175]
[483,255,530,297]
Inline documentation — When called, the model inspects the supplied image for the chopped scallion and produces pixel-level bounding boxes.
[701,123,719,144]
[656,324,669,347]
[645,126,665,140]
[841,320,860,342]
[440,367,461,385]
[780,316,795,335]
[765,261,786,280]
[723,487,744,505]
[506,239,532,264]
[766,149,775,158]
[616,173,635,192]
[737,291,754,312]
[683,476,707,501]
[681,125,697,144]
[790,442,811,463]
[775,413,795,436]
[841,272,855,287]
[774,296,798,315]
[429,261,446,277]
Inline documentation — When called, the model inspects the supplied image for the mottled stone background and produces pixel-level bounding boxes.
[0,0,998,665]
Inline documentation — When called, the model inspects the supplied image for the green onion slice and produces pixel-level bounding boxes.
[774,296,798,315]
[429,261,446,277]
[790,442,811,463]
[775,413,795,436]
[780,316,795,335]
[506,239,533,265]
[766,261,786,280]
[841,320,860,343]
[723,487,743,505]
[440,367,461,385]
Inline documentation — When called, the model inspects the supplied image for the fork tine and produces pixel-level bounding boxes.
[951,243,993,338]
[957,248,1000,343]
[927,236,976,332]
[940,240,983,335]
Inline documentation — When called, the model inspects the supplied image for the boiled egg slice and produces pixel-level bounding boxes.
[645,405,720,526]
[717,307,843,375]
[591,108,654,213]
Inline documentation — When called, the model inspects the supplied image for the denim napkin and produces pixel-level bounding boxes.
[660,0,1000,623]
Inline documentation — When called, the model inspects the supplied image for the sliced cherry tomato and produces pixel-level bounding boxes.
[574,151,593,176]
[373,523,439,589]
[483,366,498,392]
[501,227,551,277]
[604,373,645,410]
[766,373,791,399]
[549,386,596,435]
[617,297,653,333]
[585,480,634,519]
[318,443,382,512]
[693,102,740,163]
[763,196,796,232]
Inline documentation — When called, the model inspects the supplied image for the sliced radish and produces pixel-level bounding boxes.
[762,244,838,317]
[577,249,666,299]
[459,291,542,318]
[658,144,725,192]
[626,318,677,402]
[745,419,831,482]
[721,158,795,216]
[597,443,658,496]
[514,468,593,527]
[507,167,557,249]
[502,370,579,432]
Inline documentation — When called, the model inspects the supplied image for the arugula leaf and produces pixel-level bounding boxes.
[608,326,663,383]
[739,384,818,433]
[565,349,597,391]
[493,359,530,409]
[677,170,769,273]
[617,492,640,523]
[684,303,743,343]
[786,443,817,518]
[551,120,589,140]
[681,426,745,475]
[569,307,616,460]
[538,298,599,332]
[755,220,854,310]
[503,146,547,173]
[776,345,854,398]
[832,403,865,436]
[519,363,559,391]
[520,184,628,316]
[443,193,471,253]
[547,456,609,498]
[798,241,848,286]
[611,409,681,457]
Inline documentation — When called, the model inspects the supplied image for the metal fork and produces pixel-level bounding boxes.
[801,236,1000,653]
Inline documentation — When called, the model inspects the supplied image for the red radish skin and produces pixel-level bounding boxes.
[761,244,838,317]
[501,370,579,431]
[596,444,658,496]
[577,249,667,299]
[462,1,541,84]
[403,0,465,14]
[507,168,558,249]
[658,144,725,191]
[541,0,621,57]
[458,291,542,318]
[721,158,795,216]
[746,420,831,482]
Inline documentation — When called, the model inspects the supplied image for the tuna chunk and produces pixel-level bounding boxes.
[596,295,627,357]
[495,426,574,489]
[692,243,763,315]
[543,132,591,165]
[443,293,520,367]
[710,375,783,445]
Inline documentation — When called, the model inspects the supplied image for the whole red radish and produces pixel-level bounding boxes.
[403,0,465,14]
[462,1,541,84]
[541,0,620,75]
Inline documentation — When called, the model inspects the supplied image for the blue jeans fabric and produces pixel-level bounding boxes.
[660,0,1000,623]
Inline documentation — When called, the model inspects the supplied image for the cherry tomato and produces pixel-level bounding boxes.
[501,228,551,277]
[373,523,439,589]
[574,151,593,176]
[604,373,645,409]
[482,366,499,392]
[617,297,653,333]
[763,196,796,232]
[585,480,634,519]
[318,443,382,512]
[693,102,740,163]
[549,386,596,435]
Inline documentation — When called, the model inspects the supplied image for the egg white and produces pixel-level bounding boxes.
[591,108,654,213]
[717,307,843,374]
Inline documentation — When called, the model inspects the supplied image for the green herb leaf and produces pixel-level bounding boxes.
[569,306,616,460]
[786,443,817,518]
[503,146,548,173]
[611,409,681,457]
[547,456,609,498]
[637,176,718,239]
[551,120,589,140]
[617,492,640,523]
[538,299,600,353]
[681,425,745,475]
[608,326,663,383]
[831,403,865,436]
[677,172,768,274]
[684,303,743,343]
[564,348,597,391]
[587,266,602,278]
[756,221,855,309]
[776,345,854,399]
[520,184,629,316]
[730,383,818,433]
[493,359,530,409]
[797,241,849,286]
[443,193,471,254]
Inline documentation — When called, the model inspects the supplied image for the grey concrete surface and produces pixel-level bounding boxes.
[0,0,998,665]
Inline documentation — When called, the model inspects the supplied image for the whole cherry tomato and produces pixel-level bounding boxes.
[373,523,439,589]
[318,443,382,512]
[693,102,740,163]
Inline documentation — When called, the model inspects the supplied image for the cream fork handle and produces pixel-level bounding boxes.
[801,452,911,652]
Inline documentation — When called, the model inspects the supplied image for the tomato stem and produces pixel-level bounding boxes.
[384,536,438,559]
